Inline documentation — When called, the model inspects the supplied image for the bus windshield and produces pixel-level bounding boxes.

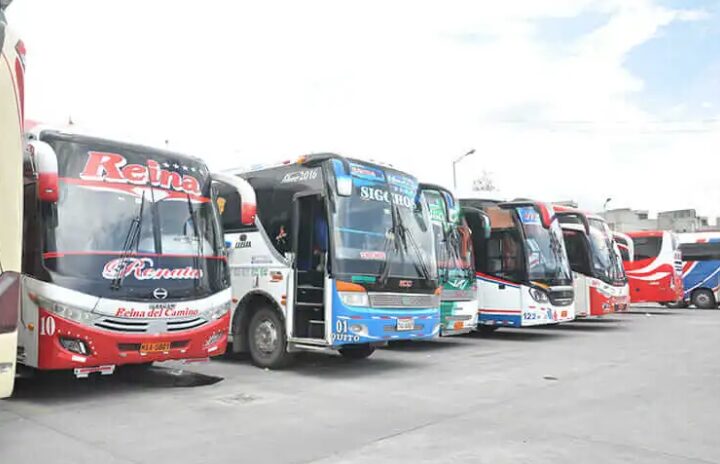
[514,206,572,286]
[329,160,437,282]
[588,225,614,282]
[425,189,474,282]
[588,219,625,284]
[40,133,227,301]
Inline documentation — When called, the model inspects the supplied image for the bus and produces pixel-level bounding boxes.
[555,207,628,317]
[613,232,633,264]
[420,184,479,336]
[214,155,441,368]
[0,1,24,397]
[677,232,720,309]
[622,231,683,305]
[19,128,232,377]
[458,196,575,330]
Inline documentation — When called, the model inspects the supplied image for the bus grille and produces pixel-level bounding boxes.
[441,289,476,302]
[368,293,439,309]
[94,316,208,333]
[549,288,574,307]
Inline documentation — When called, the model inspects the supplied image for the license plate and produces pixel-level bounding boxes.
[140,341,171,353]
[396,318,414,331]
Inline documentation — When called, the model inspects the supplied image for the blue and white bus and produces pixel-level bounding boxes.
[213,154,441,368]
[678,232,720,309]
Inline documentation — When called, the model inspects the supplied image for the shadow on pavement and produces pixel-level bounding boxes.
[624,310,682,316]
[286,352,423,379]
[542,322,625,332]
[10,365,223,403]
[382,339,465,352]
[466,329,567,342]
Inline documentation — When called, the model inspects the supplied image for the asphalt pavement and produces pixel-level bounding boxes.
[1,306,718,464]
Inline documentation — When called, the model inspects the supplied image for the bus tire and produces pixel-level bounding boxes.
[338,344,375,360]
[691,290,717,310]
[247,307,294,369]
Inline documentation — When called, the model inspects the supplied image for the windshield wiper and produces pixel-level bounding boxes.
[392,201,434,285]
[186,193,203,290]
[111,191,146,291]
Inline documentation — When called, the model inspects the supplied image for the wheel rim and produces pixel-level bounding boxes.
[254,319,278,354]
[697,294,710,306]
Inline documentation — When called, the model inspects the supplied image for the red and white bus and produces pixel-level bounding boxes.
[621,231,683,305]
[555,207,628,317]
[18,127,231,377]
[0,0,24,397]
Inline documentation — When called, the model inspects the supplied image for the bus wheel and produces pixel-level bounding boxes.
[339,344,375,360]
[248,307,294,369]
[691,290,717,310]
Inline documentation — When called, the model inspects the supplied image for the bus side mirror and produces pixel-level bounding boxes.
[481,214,491,240]
[27,140,59,203]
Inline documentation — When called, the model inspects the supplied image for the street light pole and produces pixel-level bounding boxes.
[453,149,476,190]
[603,197,612,211]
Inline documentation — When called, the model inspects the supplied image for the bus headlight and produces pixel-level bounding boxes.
[529,288,549,303]
[32,294,97,324]
[206,301,231,320]
[338,292,369,307]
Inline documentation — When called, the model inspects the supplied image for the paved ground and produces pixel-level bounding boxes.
[1,306,719,464]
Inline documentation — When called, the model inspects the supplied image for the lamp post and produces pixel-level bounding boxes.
[603,197,612,211]
[453,149,476,190]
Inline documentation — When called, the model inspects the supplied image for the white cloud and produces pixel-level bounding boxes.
[7,0,719,220]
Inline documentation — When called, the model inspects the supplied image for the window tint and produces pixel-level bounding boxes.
[633,237,661,260]
[563,230,591,275]
[679,242,720,262]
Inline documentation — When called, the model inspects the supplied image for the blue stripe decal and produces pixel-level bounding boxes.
[478,313,522,327]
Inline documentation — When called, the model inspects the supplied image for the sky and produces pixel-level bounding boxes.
[7,0,720,220]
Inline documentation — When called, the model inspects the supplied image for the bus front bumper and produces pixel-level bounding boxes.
[36,309,229,371]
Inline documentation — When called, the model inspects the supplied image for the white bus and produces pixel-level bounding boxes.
[459,196,575,330]
[0,0,24,398]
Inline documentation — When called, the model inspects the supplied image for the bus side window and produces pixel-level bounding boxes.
[486,238,503,274]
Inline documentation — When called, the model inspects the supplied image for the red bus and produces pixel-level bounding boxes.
[622,231,683,305]
[555,206,628,317]
[19,127,231,377]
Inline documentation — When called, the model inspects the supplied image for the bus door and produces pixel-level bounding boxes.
[292,193,329,340]
[462,207,522,316]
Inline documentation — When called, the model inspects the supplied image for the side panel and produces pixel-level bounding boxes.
[476,272,523,326]
[225,229,291,338]
[573,272,590,317]
[0,25,23,397]
[625,234,683,304]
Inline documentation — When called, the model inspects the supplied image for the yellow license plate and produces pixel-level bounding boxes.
[140,341,171,353]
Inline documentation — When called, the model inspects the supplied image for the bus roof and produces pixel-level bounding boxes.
[233,153,412,178]
[29,128,207,167]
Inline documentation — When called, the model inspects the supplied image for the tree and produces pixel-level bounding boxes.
[472,170,497,192]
